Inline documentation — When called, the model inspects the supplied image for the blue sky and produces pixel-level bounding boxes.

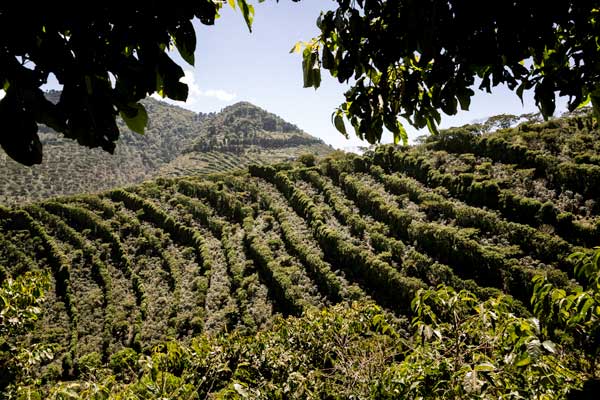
[170,0,568,149]
[41,0,568,150]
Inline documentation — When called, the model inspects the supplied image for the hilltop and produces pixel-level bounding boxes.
[1,110,599,395]
[0,96,331,205]
[160,101,332,176]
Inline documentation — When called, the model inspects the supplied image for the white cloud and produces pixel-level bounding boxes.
[201,89,237,102]
[151,70,236,112]
[182,70,237,102]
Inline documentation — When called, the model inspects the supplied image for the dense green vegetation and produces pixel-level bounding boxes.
[162,102,332,177]
[2,111,600,397]
[0,98,331,205]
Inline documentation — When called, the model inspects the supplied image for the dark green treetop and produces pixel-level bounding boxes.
[0,1,255,166]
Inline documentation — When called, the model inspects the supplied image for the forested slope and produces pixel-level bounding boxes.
[0,97,205,204]
[1,111,599,396]
[160,102,332,176]
[0,97,331,205]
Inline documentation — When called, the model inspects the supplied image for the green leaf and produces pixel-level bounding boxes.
[84,75,93,95]
[475,362,496,372]
[172,21,196,65]
[237,0,255,32]
[516,81,527,104]
[120,103,148,135]
[457,89,473,110]
[290,41,303,54]
[426,117,439,135]
[303,50,317,88]
[591,95,600,120]
[322,45,334,69]
[577,93,591,109]
[396,120,408,145]
[333,113,347,137]
[515,355,531,367]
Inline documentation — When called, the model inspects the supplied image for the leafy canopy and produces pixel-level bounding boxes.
[297,0,600,145]
[0,2,255,166]
[4,1,599,165]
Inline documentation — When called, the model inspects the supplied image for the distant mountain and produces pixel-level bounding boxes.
[160,102,332,176]
[0,96,331,204]
[187,101,321,152]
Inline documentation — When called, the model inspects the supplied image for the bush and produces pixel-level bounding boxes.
[297,153,316,167]
[76,352,102,376]
[108,348,138,380]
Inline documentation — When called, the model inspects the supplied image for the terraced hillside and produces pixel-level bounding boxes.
[0,97,205,205]
[1,111,598,388]
[0,97,331,205]
[160,102,333,176]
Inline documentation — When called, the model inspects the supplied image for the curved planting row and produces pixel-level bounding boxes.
[249,164,426,313]
[41,201,147,318]
[0,206,76,322]
[0,205,79,374]
[132,184,238,333]
[365,165,574,267]
[108,189,212,276]
[296,168,502,300]
[427,121,600,198]
[371,146,600,247]
[24,204,113,308]
[325,162,571,303]
[253,178,365,303]
[162,190,272,331]
[0,229,38,279]
[172,179,275,331]
[95,197,207,339]
[24,204,115,359]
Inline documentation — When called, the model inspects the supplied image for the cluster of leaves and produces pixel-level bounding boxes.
[381,285,580,399]
[0,1,255,166]
[533,246,600,374]
[0,271,51,393]
[298,0,600,144]
[7,280,595,398]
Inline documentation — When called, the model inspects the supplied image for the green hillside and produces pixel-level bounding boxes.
[160,101,332,176]
[0,97,332,205]
[1,111,599,397]
[0,96,203,205]
[0,111,600,396]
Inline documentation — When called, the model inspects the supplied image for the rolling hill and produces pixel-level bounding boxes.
[159,101,333,176]
[1,110,598,395]
[0,96,332,205]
